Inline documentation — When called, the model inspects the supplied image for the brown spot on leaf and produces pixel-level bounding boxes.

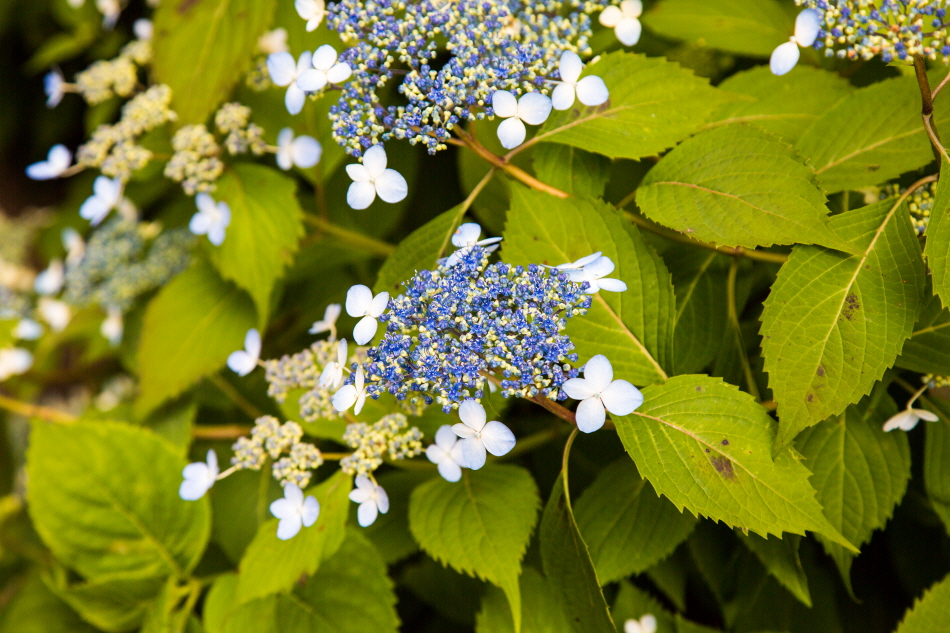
[842,293,860,321]
[867,164,881,172]
[709,455,736,479]
[817,365,825,377]
[705,448,711,453]
[721,439,730,446]
[177,0,200,13]
[807,393,814,402]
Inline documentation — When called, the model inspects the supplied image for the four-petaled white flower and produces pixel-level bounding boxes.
[319,338,348,389]
[276,128,322,171]
[189,193,231,246]
[298,45,352,94]
[101,307,123,347]
[770,9,821,76]
[551,51,609,111]
[491,89,553,150]
[295,0,326,32]
[38,298,72,332]
[332,365,368,413]
[555,252,627,293]
[34,260,65,296]
[562,354,643,433]
[346,145,408,210]
[228,328,261,376]
[179,449,219,501]
[426,425,468,482]
[883,407,939,432]
[80,176,123,226]
[267,51,318,115]
[349,475,389,527]
[258,27,289,55]
[45,70,65,108]
[599,0,643,47]
[0,348,33,382]
[310,303,342,337]
[13,319,43,341]
[26,144,71,180]
[133,18,153,41]
[271,482,321,540]
[445,222,503,267]
[345,284,389,345]
[624,614,657,633]
[452,399,516,470]
[62,228,85,265]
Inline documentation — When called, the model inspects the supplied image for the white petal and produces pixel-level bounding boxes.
[13,319,43,341]
[615,17,642,46]
[355,475,374,492]
[26,160,60,180]
[794,8,821,47]
[368,291,390,318]
[913,408,940,422]
[576,76,610,106]
[458,399,487,431]
[599,5,622,27]
[374,169,408,203]
[601,380,644,416]
[332,385,358,411]
[551,83,576,111]
[346,163,372,183]
[625,620,641,633]
[270,497,295,519]
[517,92,553,125]
[596,278,628,292]
[207,225,227,247]
[347,181,376,209]
[375,485,389,513]
[312,44,338,71]
[491,90,518,118]
[318,363,342,388]
[583,355,614,392]
[460,437,487,470]
[326,62,352,84]
[437,459,462,482]
[357,500,379,527]
[284,482,304,506]
[93,176,121,204]
[640,615,657,633]
[573,252,603,268]
[621,0,643,18]
[267,52,297,86]
[576,397,607,433]
[480,421,516,457]
[276,515,303,540]
[496,117,527,149]
[285,84,306,115]
[179,478,210,500]
[345,284,373,316]
[562,377,598,400]
[296,68,327,92]
[559,50,584,83]
[296,51,313,76]
[195,192,215,214]
[353,315,378,345]
[452,223,482,247]
[453,422,477,439]
[183,462,211,481]
[295,0,317,19]
[883,410,918,432]
[227,351,256,376]
[770,41,800,76]
[301,496,320,527]
[434,424,459,450]
[362,145,388,178]
[291,136,322,168]
[427,444,449,464]
[80,196,110,225]
[206,449,219,476]
[244,328,261,359]
[337,337,348,364]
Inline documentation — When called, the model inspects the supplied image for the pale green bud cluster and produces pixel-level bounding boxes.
[925,374,950,389]
[881,180,937,235]
[214,103,268,156]
[339,413,423,476]
[164,125,224,195]
[231,416,325,487]
[73,39,152,105]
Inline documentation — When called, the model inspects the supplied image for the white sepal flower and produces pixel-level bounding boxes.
[426,425,467,482]
[445,222,503,267]
[276,128,322,170]
[345,284,389,345]
[452,399,516,470]
[13,319,43,341]
[38,298,72,332]
[491,90,553,149]
[770,9,821,76]
[189,193,231,246]
[80,176,123,225]
[0,348,33,381]
[624,614,657,633]
[562,355,643,433]
[599,0,643,47]
[96,0,120,29]
[179,449,219,500]
[295,0,326,32]
[271,482,320,540]
[267,51,318,115]
[319,338,348,389]
[551,51,609,110]
[101,307,123,347]
[34,260,65,295]
[332,365,367,414]
[62,228,85,265]
[227,328,261,376]
[349,475,389,527]
[133,18,153,41]
[555,253,627,293]
[883,407,939,432]
[296,45,352,93]
[258,28,288,55]
[26,144,72,180]
[345,145,408,210]
[310,303,342,337]
[45,69,65,108]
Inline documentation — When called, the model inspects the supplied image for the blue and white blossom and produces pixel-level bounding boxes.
[426,425,468,482]
[179,449,219,501]
[0,348,33,382]
[310,303,342,337]
[100,307,123,347]
[13,319,43,341]
[319,338,348,389]
[345,284,389,345]
[332,365,367,414]
[491,90,553,150]
[133,18,153,41]
[445,222,502,267]
[555,253,627,293]
[599,1,643,47]
[276,128,322,170]
[228,329,261,377]
[770,9,821,76]
[345,144,408,210]
[189,193,231,246]
[349,475,389,527]
[562,355,643,433]
[271,482,320,539]
[883,407,939,432]
[45,69,66,108]
[26,144,71,180]
[267,51,319,115]
[298,45,351,93]
[551,51,609,111]
[34,260,65,295]
[80,176,123,226]
[452,399,516,470]
[295,0,326,32]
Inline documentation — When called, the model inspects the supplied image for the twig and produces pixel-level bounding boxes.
[454,128,570,199]
[913,54,948,163]
[191,424,251,440]
[0,393,76,423]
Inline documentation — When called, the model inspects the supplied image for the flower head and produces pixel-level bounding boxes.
[445,222,502,267]
[770,9,821,76]
[26,144,72,180]
[189,193,231,246]
[295,0,326,32]
[491,90,553,150]
[0,348,33,381]
[426,425,468,482]
[345,145,408,210]
[298,45,352,93]
[551,51,609,111]
[345,284,389,345]
[319,338,348,389]
[270,482,320,539]
[452,399,516,470]
[555,253,627,293]
[34,260,65,296]
[624,615,657,633]
[562,355,643,433]
[276,128,322,170]
[310,303,342,338]
[599,1,643,47]
[79,176,123,226]
[179,449,219,500]
[883,407,939,432]
[133,18,153,41]
[45,69,66,108]
[332,365,367,413]
[228,328,261,376]
[267,51,318,115]
[349,475,389,527]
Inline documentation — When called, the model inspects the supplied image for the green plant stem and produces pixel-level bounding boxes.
[303,215,396,257]
[435,166,499,260]
[561,427,579,507]
[209,374,264,419]
[727,259,761,401]
[0,393,76,423]
[500,425,569,460]
[191,424,252,439]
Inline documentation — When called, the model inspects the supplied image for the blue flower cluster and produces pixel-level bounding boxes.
[345,245,592,412]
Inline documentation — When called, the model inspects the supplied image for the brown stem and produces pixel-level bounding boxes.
[913,54,946,163]
[454,128,570,199]
[0,393,76,423]
[302,215,396,257]
[191,424,252,440]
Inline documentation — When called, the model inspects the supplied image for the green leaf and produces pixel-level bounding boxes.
[637,124,852,252]
[362,470,429,565]
[275,528,399,633]
[45,568,165,632]
[210,164,304,325]
[475,567,573,633]
[739,532,811,607]
[502,186,674,384]
[140,577,200,633]
[152,0,277,125]
[136,261,256,417]
[925,158,950,308]
[0,573,97,633]
[761,199,927,451]
[409,465,540,633]
[611,580,716,633]
[532,144,611,198]
[401,557,484,626]
[373,206,464,296]
[922,394,950,536]
[26,420,210,579]
[614,375,855,549]
[667,249,730,374]
[794,386,910,595]
[711,66,854,144]
[643,0,792,57]
[573,458,697,584]
[236,470,351,603]
[894,575,950,633]
[537,51,731,160]
[896,295,950,375]
[204,574,276,633]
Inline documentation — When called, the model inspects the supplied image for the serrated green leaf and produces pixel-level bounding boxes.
[574,458,697,584]
[536,51,731,160]
[44,569,163,633]
[409,465,540,633]
[739,532,811,607]
[135,261,256,417]
[275,528,399,633]
[761,199,927,451]
[210,164,304,326]
[237,470,351,603]
[152,0,277,125]
[204,574,277,633]
[637,124,852,252]
[0,573,97,633]
[362,470,429,565]
[614,375,855,549]
[668,249,731,375]
[896,295,950,375]
[373,206,464,296]
[923,394,950,536]
[26,420,210,580]
[533,144,611,198]
[925,158,950,308]
[475,567,573,633]
[894,574,950,633]
[502,186,673,384]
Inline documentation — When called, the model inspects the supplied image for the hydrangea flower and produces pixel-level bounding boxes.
[883,407,939,432]
[0,348,33,382]
[555,253,627,293]
[452,399,516,470]
[276,128,322,170]
[491,90,553,150]
[295,0,326,32]
[13,319,43,341]
[445,222,502,267]
[267,51,319,115]
[26,144,72,180]
[101,307,123,346]
[332,365,367,413]
[770,9,821,76]
[310,303,342,337]
[299,45,352,93]
[562,355,643,433]
[79,176,123,226]
[45,69,65,108]
[345,284,389,345]
[426,425,468,482]
[271,482,320,540]
[179,449,219,500]
[319,338,348,389]
[38,298,72,332]
[258,28,289,55]
[133,18,153,41]
[345,145,408,210]
[599,0,643,47]
[349,475,389,527]
[624,614,657,633]
[228,328,261,376]
[189,193,231,246]
[34,260,65,295]
[551,51,609,111]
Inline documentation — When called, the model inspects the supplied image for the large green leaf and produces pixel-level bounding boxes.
[26,420,210,580]
[894,575,950,633]
[795,386,910,594]
[536,51,731,160]
[475,568,573,633]
[211,164,304,325]
[896,295,950,375]
[373,206,464,295]
[739,532,811,607]
[637,124,852,251]
[45,570,163,633]
[614,375,854,549]
[532,144,611,198]
[923,394,950,535]
[761,199,927,451]
[204,574,276,633]
[136,261,256,416]
[573,458,697,585]
[925,158,950,308]
[237,471,351,603]
[0,573,97,633]
[152,0,277,125]
[409,465,540,633]
[667,249,730,374]
[502,186,673,384]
